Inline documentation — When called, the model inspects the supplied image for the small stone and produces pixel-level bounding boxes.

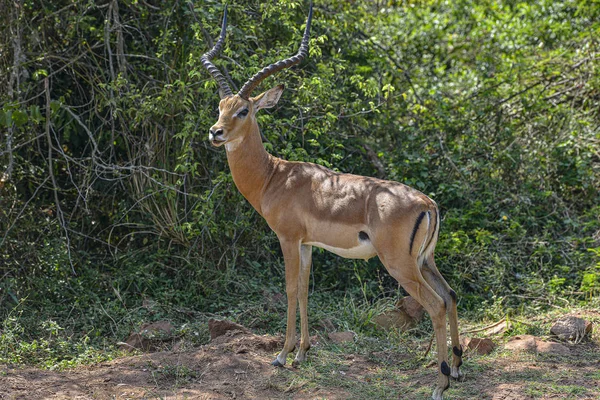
[373,309,416,331]
[504,335,537,352]
[535,340,570,355]
[551,316,591,341]
[373,296,425,331]
[328,331,355,344]
[396,296,425,321]
[140,321,174,337]
[119,333,148,352]
[208,319,250,340]
[460,337,496,355]
[585,320,593,335]
[504,335,571,356]
[119,320,175,352]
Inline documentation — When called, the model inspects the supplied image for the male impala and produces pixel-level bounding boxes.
[201,4,463,399]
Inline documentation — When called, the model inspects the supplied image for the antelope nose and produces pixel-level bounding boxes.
[210,128,223,138]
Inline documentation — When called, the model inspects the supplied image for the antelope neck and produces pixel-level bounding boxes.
[224,122,275,214]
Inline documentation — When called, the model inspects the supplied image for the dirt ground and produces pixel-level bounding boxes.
[0,325,599,400]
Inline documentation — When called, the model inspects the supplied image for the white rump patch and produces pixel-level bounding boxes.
[418,212,431,256]
[418,211,438,265]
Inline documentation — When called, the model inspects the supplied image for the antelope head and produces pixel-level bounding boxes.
[202,4,313,148]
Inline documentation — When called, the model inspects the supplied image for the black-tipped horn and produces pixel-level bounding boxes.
[201,6,233,98]
[237,2,313,100]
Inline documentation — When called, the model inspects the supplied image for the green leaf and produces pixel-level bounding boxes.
[12,110,28,127]
[50,100,61,113]
[2,110,11,127]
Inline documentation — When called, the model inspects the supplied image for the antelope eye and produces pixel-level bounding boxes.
[237,108,249,118]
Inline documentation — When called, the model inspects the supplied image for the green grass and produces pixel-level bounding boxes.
[274,338,600,399]
[1,285,598,371]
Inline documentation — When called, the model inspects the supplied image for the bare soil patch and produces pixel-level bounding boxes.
[0,324,599,399]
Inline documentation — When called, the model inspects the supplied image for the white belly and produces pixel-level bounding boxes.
[304,241,377,260]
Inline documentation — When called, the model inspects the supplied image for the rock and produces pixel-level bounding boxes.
[396,296,425,321]
[374,296,425,331]
[120,320,175,352]
[460,337,496,355]
[373,309,416,330]
[140,321,174,336]
[208,319,250,340]
[535,340,570,355]
[328,331,355,344]
[505,335,571,355]
[551,316,592,341]
[504,335,537,352]
[585,320,593,335]
[120,333,148,351]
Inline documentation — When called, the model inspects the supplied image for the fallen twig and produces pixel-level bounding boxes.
[422,332,435,358]
[460,318,507,335]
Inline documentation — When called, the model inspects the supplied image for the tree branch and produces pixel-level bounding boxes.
[45,77,76,275]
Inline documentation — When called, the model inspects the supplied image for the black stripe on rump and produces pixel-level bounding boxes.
[409,211,427,255]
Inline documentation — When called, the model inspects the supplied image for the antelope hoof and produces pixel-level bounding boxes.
[292,350,308,368]
[431,388,444,400]
[271,358,285,367]
[451,367,465,381]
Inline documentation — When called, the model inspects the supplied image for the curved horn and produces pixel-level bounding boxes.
[201,6,233,98]
[237,2,313,100]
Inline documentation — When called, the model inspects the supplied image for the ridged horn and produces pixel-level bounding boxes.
[201,6,233,98]
[237,2,313,99]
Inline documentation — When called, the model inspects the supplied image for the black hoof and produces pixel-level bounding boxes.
[451,371,466,382]
[271,359,284,367]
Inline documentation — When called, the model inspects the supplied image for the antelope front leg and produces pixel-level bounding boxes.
[272,239,301,367]
[292,244,313,367]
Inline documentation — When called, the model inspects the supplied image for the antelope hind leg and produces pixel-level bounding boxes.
[421,256,464,381]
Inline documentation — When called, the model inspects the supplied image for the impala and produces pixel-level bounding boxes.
[201,4,463,399]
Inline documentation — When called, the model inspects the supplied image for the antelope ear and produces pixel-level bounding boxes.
[252,84,284,111]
